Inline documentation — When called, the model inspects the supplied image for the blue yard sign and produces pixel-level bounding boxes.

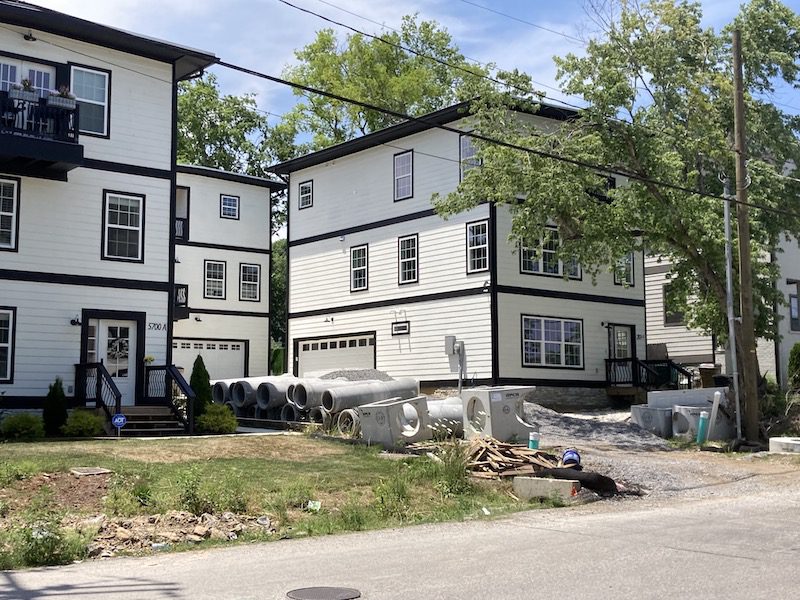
[112,413,127,436]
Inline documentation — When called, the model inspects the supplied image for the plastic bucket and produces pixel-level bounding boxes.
[528,431,540,450]
[562,448,581,466]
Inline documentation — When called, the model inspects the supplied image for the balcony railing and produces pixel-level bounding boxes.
[174,284,189,320]
[0,91,79,143]
[606,357,692,390]
[175,217,188,240]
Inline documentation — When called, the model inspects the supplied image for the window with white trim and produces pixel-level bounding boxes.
[398,234,418,284]
[26,67,51,99]
[0,178,18,250]
[522,315,583,368]
[103,192,143,261]
[0,62,17,92]
[614,252,634,286]
[351,245,368,291]
[71,66,109,136]
[205,260,226,299]
[239,263,261,301]
[393,151,413,200]
[220,194,239,219]
[298,180,313,209]
[467,221,488,273]
[520,228,580,279]
[0,308,13,382]
[459,134,481,179]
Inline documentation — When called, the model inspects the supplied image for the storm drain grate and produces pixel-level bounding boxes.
[286,587,361,600]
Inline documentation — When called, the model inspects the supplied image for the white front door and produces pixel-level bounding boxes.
[612,325,634,359]
[98,320,137,406]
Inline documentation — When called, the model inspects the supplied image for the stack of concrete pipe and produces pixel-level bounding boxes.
[210,378,241,405]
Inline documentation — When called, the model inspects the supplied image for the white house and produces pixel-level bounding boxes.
[0,1,217,411]
[172,165,283,380]
[273,102,651,408]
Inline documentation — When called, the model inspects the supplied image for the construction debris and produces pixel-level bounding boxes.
[464,438,559,479]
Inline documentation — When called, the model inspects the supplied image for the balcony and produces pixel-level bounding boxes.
[174,217,188,241]
[0,90,84,180]
[174,284,189,321]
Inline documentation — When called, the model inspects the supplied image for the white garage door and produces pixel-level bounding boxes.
[173,339,246,380]
[296,333,375,377]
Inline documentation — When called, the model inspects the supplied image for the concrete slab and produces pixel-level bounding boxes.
[512,476,580,502]
[70,467,112,477]
[769,437,800,453]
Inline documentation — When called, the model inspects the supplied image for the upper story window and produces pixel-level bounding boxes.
[71,65,110,136]
[351,245,368,292]
[522,315,583,368]
[520,228,581,279]
[459,134,481,179]
[467,220,489,273]
[663,282,685,326]
[204,260,226,299]
[239,263,261,302]
[614,252,634,286]
[393,151,413,201]
[0,177,19,251]
[220,194,240,219]
[103,192,144,262]
[398,234,418,285]
[0,60,54,98]
[0,307,14,383]
[298,180,313,209]
[791,294,800,332]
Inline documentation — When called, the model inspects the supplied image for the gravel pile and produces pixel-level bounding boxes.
[321,369,394,382]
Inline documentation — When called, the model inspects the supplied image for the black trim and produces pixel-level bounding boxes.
[176,165,284,189]
[391,321,411,336]
[489,204,499,384]
[172,336,250,377]
[167,66,178,366]
[0,396,83,409]
[290,208,438,247]
[644,262,671,275]
[101,189,146,263]
[203,259,227,300]
[239,262,261,303]
[175,185,190,241]
[393,150,413,201]
[613,252,635,287]
[606,322,637,360]
[289,286,487,319]
[520,314,585,370]
[298,180,313,210]
[176,240,270,254]
[285,180,291,375]
[82,158,172,180]
[220,193,240,220]
[518,228,582,281]
[0,268,169,291]
[0,175,21,253]
[350,244,369,293]
[190,308,269,318]
[466,219,490,274]
[663,282,685,326]
[419,377,608,389]
[397,233,419,285]
[293,331,377,376]
[69,63,111,139]
[0,49,61,69]
[0,305,17,384]
[497,285,645,307]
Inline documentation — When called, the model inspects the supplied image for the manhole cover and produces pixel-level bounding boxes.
[286,587,361,600]
[70,467,113,477]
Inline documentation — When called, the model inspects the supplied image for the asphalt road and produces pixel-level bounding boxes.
[2,468,798,600]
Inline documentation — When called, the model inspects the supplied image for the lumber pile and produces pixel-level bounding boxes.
[465,438,560,479]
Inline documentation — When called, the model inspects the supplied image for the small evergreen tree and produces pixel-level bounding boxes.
[189,355,212,418]
[788,343,800,390]
[42,377,68,437]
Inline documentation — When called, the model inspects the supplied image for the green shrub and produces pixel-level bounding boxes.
[373,468,411,520]
[105,474,154,515]
[789,343,800,390]
[61,409,105,437]
[0,413,45,441]
[189,355,212,417]
[42,377,69,437]
[17,517,87,567]
[196,403,238,434]
[176,466,216,515]
[219,470,248,513]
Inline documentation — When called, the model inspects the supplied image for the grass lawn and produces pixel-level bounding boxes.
[0,434,553,569]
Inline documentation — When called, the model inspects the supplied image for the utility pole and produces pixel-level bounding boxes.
[722,177,743,440]
[732,29,760,443]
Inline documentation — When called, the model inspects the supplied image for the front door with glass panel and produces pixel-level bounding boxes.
[96,320,137,406]
[609,324,635,383]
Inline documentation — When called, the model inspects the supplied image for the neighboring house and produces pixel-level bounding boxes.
[172,165,283,380]
[0,2,217,410]
[273,102,651,408]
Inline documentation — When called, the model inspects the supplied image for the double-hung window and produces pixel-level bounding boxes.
[220,195,240,219]
[204,260,226,299]
[0,178,19,251]
[520,228,580,279]
[467,221,488,273]
[239,263,261,302]
[351,245,368,292]
[398,234,418,284]
[393,151,413,201]
[298,181,313,209]
[0,62,16,92]
[614,252,634,286]
[103,192,144,261]
[459,134,481,179]
[791,294,800,332]
[0,308,14,382]
[522,315,583,368]
[71,66,109,136]
[663,283,685,326]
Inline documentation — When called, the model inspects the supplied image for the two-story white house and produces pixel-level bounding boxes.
[172,165,283,380]
[273,102,650,408]
[0,1,217,411]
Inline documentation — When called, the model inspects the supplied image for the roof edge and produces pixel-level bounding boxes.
[176,164,286,190]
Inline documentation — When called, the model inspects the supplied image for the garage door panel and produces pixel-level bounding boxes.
[297,334,375,376]
[173,339,246,380]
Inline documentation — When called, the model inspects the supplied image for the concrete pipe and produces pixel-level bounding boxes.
[223,400,236,415]
[231,377,284,409]
[427,397,464,437]
[336,408,361,437]
[280,402,302,422]
[256,377,300,410]
[322,379,419,413]
[309,406,333,429]
[211,379,240,404]
[294,379,378,410]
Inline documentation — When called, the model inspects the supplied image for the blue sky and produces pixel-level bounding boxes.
[31,0,800,121]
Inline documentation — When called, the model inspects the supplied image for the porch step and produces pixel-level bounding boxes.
[119,427,186,437]
[112,406,186,437]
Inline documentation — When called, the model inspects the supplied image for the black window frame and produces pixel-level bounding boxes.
[69,62,111,138]
[466,219,489,274]
[393,150,414,201]
[520,313,585,370]
[614,252,635,286]
[519,227,582,280]
[663,283,685,326]
[790,294,800,332]
[459,133,481,180]
[0,306,16,384]
[298,180,313,210]
[101,189,145,263]
[397,233,419,285]
[204,259,227,300]
[0,175,20,253]
[219,194,240,220]
[239,262,261,302]
[350,244,369,292]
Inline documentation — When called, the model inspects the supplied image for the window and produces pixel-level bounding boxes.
[393,151,413,201]
[467,221,489,273]
[459,134,481,179]
[26,68,51,98]
[663,283,685,326]
[614,252,634,286]
[398,234,418,284]
[520,228,580,279]
[71,66,109,136]
[0,177,19,251]
[204,260,226,299]
[220,195,240,219]
[790,294,800,332]
[239,263,261,302]
[298,181,313,209]
[0,62,17,92]
[351,245,368,292]
[522,315,583,368]
[103,192,144,261]
[0,308,15,382]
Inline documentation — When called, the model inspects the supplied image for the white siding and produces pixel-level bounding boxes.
[774,237,800,387]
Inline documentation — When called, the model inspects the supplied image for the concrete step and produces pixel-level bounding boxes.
[119,427,186,437]
[123,420,184,429]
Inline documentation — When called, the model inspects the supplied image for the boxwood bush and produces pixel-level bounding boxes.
[196,403,238,434]
[0,414,45,441]
[61,410,106,437]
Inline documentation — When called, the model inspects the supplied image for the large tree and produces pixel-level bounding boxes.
[434,0,800,432]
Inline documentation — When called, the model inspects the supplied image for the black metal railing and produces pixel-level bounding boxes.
[144,365,197,434]
[0,91,80,143]
[175,284,188,308]
[606,358,692,390]
[174,217,188,240]
[75,361,121,422]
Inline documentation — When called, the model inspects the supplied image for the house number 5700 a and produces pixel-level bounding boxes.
[148,322,167,331]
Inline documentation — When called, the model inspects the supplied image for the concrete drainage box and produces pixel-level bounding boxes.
[769,437,800,453]
[630,405,673,438]
[672,404,735,440]
[647,387,728,409]
[461,386,538,443]
[358,396,431,449]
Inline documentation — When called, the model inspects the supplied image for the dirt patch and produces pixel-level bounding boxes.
[0,472,110,514]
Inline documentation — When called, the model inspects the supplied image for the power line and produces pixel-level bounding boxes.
[456,0,585,44]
